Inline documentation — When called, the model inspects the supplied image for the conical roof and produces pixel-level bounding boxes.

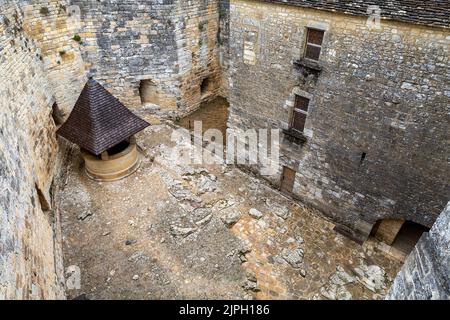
[57,78,150,155]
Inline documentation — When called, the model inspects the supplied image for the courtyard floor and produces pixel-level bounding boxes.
[60,120,401,300]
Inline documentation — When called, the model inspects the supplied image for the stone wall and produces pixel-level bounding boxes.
[72,0,223,116]
[387,202,450,300]
[218,0,231,98]
[228,0,450,241]
[0,0,65,299]
[20,0,87,115]
[0,0,226,299]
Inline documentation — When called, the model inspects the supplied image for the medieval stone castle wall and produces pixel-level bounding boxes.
[227,0,450,241]
[0,0,227,299]
[0,0,448,299]
[387,202,450,300]
[0,0,66,299]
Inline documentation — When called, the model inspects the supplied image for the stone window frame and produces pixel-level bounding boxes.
[302,21,330,62]
[290,96,310,132]
[289,89,313,134]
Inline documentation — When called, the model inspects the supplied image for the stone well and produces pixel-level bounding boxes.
[81,137,140,182]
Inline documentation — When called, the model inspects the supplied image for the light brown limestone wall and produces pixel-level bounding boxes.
[21,0,87,116]
[0,1,65,299]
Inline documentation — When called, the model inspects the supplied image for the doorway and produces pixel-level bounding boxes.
[280,166,296,194]
[371,219,430,257]
[392,221,430,254]
[139,79,158,105]
[200,77,212,99]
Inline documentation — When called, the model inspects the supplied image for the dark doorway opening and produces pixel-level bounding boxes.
[392,221,430,254]
[280,166,296,194]
[139,79,158,105]
[200,77,212,99]
[371,219,430,257]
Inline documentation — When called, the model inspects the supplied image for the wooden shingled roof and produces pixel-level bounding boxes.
[57,78,150,155]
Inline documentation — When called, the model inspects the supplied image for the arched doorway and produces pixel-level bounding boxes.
[370,219,430,257]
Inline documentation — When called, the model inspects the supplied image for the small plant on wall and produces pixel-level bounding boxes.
[72,34,82,44]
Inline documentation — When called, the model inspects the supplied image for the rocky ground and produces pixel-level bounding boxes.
[59,120,401,300]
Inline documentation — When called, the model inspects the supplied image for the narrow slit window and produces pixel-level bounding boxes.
[304,28,325,61]
[360,152,367,165]
[291,95,310,133]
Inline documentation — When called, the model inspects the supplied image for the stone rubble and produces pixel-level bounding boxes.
[354,265,388,293]
[249,208,263,220]
[59,124,402,300]
[221,209,242,228]
[281,248,305,269]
